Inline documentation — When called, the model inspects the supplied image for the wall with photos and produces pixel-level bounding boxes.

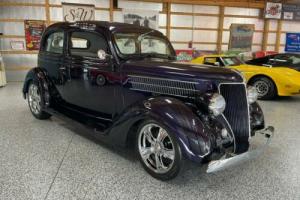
[0,0,298,81]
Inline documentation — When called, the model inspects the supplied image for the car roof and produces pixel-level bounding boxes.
[201,54,235,58]
[46,21,156,33]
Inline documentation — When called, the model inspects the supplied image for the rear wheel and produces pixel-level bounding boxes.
[27,82,51,120]
[136,120,182,180]
[251,77,276,100]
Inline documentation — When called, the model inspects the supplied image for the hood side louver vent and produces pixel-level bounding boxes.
[128,75,198,98]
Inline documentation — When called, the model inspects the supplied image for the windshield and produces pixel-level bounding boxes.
[289,55,300,64]
[114,32,174,59]
[222,57,243,66]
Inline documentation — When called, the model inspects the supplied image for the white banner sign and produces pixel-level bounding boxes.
[123,9,159,30]
[62,3,95,22]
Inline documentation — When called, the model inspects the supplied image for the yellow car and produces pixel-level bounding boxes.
[191,55,300,100]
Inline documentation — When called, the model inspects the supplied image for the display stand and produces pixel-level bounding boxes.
[0,53,7,87]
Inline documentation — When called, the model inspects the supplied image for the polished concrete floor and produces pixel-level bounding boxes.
[0,82,299,200]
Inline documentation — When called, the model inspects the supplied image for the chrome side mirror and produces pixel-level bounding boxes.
[97,49,107,60]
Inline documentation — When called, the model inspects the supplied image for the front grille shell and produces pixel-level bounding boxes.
[219,83,250,154]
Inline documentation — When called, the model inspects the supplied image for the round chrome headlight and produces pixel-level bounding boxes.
[247,86,258,104]
[209,93,226,117]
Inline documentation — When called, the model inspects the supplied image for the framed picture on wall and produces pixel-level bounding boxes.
[265,2,282,19]
[123,9,159,30]
[24,20,46,51]
[228,24,255,52]
[10,41,24,50]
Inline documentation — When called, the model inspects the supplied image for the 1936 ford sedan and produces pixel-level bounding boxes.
[23,21,274,180]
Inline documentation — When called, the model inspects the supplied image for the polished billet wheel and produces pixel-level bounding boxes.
[27,82,51,119]
[251,77,276,100]
[254,80,269,97]
[137,121,182,180]
[28,83,41,115]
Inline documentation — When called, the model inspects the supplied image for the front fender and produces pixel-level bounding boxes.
[108,96,212,162]
[22,67,51,107]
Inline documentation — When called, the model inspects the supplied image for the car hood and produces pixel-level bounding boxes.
[122,59,244,83]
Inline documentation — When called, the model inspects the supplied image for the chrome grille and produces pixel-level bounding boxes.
[219,83,250,154]
[129,75,198,98]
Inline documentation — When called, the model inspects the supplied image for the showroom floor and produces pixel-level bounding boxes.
[0,82,299,200]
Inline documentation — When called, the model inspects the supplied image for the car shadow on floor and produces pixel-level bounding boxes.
[51,116,211,182]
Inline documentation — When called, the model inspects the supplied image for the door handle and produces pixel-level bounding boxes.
[59,66,66,70]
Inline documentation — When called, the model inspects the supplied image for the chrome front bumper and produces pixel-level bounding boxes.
[207,126,274,173]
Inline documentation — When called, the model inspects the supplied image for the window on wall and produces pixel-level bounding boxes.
[69,31,108,58]
[45,32,64,54]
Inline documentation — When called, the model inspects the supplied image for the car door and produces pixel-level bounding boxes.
[62,29,121,119]
[38,30,66,95]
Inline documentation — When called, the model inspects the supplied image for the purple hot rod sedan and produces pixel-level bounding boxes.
[23,21,274,180]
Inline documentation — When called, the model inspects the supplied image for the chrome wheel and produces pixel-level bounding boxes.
[138,123,175,174]
[254,80,269,97]
[28,84,41,115]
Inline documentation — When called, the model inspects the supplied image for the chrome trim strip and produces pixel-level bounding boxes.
[128,75,198,98]
[129,75,199,84]
[130,81,198,92]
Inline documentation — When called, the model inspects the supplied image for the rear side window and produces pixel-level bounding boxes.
[69,31,108,58]
[71,37,89,49]
[44,32,64,54]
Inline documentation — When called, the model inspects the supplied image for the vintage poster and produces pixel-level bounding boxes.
[24,20,46,51]
[62,2,95,22]
[265,2,282,19]
[229,24,255,52]
[123,9,159,30]
[282,4,300,21]
[285,33,300,52]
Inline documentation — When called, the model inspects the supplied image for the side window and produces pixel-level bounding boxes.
[45,32,64,54]
[69,31,108,58]
[269,55,291,66]
[204,57,217,65]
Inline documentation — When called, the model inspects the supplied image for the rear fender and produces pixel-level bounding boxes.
[108,96,212,162]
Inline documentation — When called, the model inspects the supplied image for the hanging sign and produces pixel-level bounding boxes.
[24,20,46,51]
[229,24,255,52]
[265,2,282,19]
[285,33,300,52]
[62,3,95,22]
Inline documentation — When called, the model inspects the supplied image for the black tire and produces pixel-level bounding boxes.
[95,74,106,86]
[27,82,51,120]
[136,120,182,181]
[250,77,276,100]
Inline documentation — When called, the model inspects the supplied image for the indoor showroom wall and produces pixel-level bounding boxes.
[1,0,300,81]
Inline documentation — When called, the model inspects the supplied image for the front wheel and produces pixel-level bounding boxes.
[251,77,276,100]
[27,82,51,120]
[136,120,182,180]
